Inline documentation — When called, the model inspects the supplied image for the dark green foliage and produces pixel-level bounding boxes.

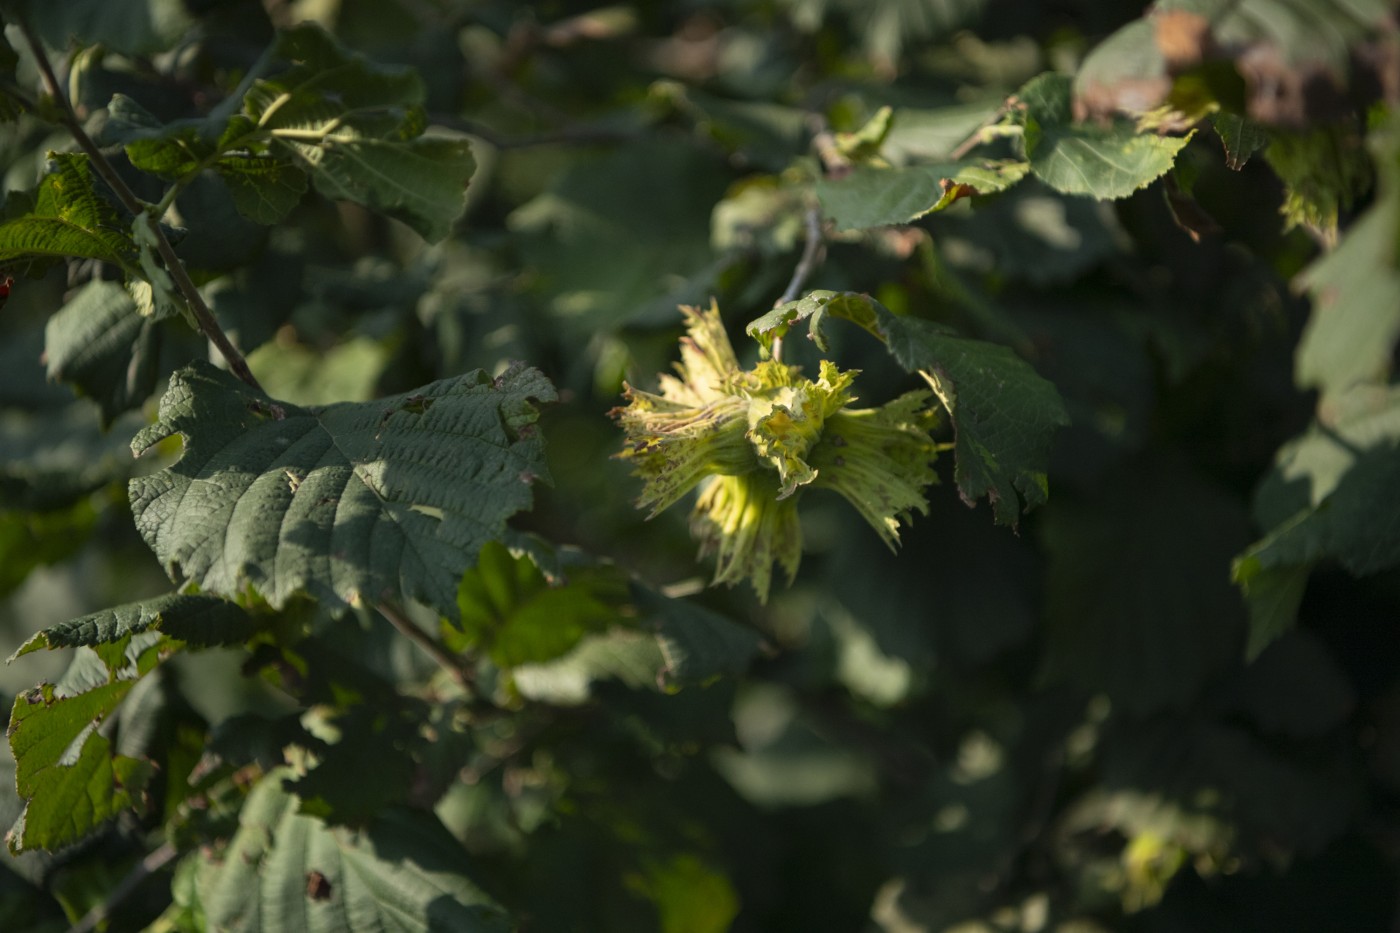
[2,1,1400,930]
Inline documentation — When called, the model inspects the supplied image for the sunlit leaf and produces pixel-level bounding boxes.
[1017,73,1190,199]
[0,154,136,272]
[452,540,623,668]
[6,680,154,853]
[246,25,474,242]
[816,160,1028,231]
[129,361,555,619]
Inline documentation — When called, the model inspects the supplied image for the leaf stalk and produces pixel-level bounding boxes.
[16,19,265,394]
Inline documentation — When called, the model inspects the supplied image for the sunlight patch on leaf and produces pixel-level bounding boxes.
[128,361,555,620]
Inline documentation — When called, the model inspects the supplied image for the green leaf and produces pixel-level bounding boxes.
[626,854,739,933]
[816,160,1028,231]
[282,704,420,825]
[652,82,809,170]
[894,319,1067,524]
[246,24,473,242]
[6,681,153,853]
[1294,118,1400,397]
[510,138,731,330]
[511,588,762,703]
[0,405,141,511]
[10,592,254,660]
[1041,467,1250,715]
[218,156,308,225]
[106,97,309,226]
[637,586,764,685]
[20,0,192,57]
[1234,386,1400,654]
[1267,124,1374,241]
[753,291,1069,526]
[43,279,161,426]
[452,540,623,668]
[512,627,669,704]
[1073,0,1395,125]
[0,500,98,598]
[1211,112,1268,171]
[0,154,136,271]
[246,337,389,407]
[190,769,509,931]
[1017,73,1190,199]
[129,361,556,619]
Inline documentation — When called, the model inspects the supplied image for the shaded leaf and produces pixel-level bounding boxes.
[512,628,669,705]
[1017,73,1189,199]
[928,180,1121,286]
[20,0,192,57]
[1236,448,1400,628]
[283,704,419,826]
[1294,115,1400,397]
[189,769,509,931]
[510,139,731,330]
[219,157,308,225]
[816,160,1028,231]
[512,588,761,704]
[129,361,555,620]
[10,592,254,660]
[246,337,389,407]
[247,25,473,242]
[1236,383,1400,654]
[0,500,98,598]
[1211,112,1269,170]
[43,279,161,426]
[754,291,1068,525]
[1235,631,1355,738]
[1040,467,1249,715]
[637,586,764,686]
[0,406,141,511]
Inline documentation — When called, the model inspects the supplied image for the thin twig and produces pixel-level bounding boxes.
[67,841,178,933]
[949,101,1012,160]
[377,601,477,693]
[808,114,851,179]
[17,19,265,393]
[776,205,826,308]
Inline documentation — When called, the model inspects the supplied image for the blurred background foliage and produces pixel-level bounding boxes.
[2,0,1400,930]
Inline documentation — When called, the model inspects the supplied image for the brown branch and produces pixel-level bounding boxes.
[17,19,265,394]
[776,205,826,308]
[949,101,1013,160]
[377,601,477,693]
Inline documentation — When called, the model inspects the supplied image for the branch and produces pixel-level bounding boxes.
[377,601,477,693]
[949,102,1015,160]
[776,205,826,308]
[17,20,265,394]
[67,841,178,933]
